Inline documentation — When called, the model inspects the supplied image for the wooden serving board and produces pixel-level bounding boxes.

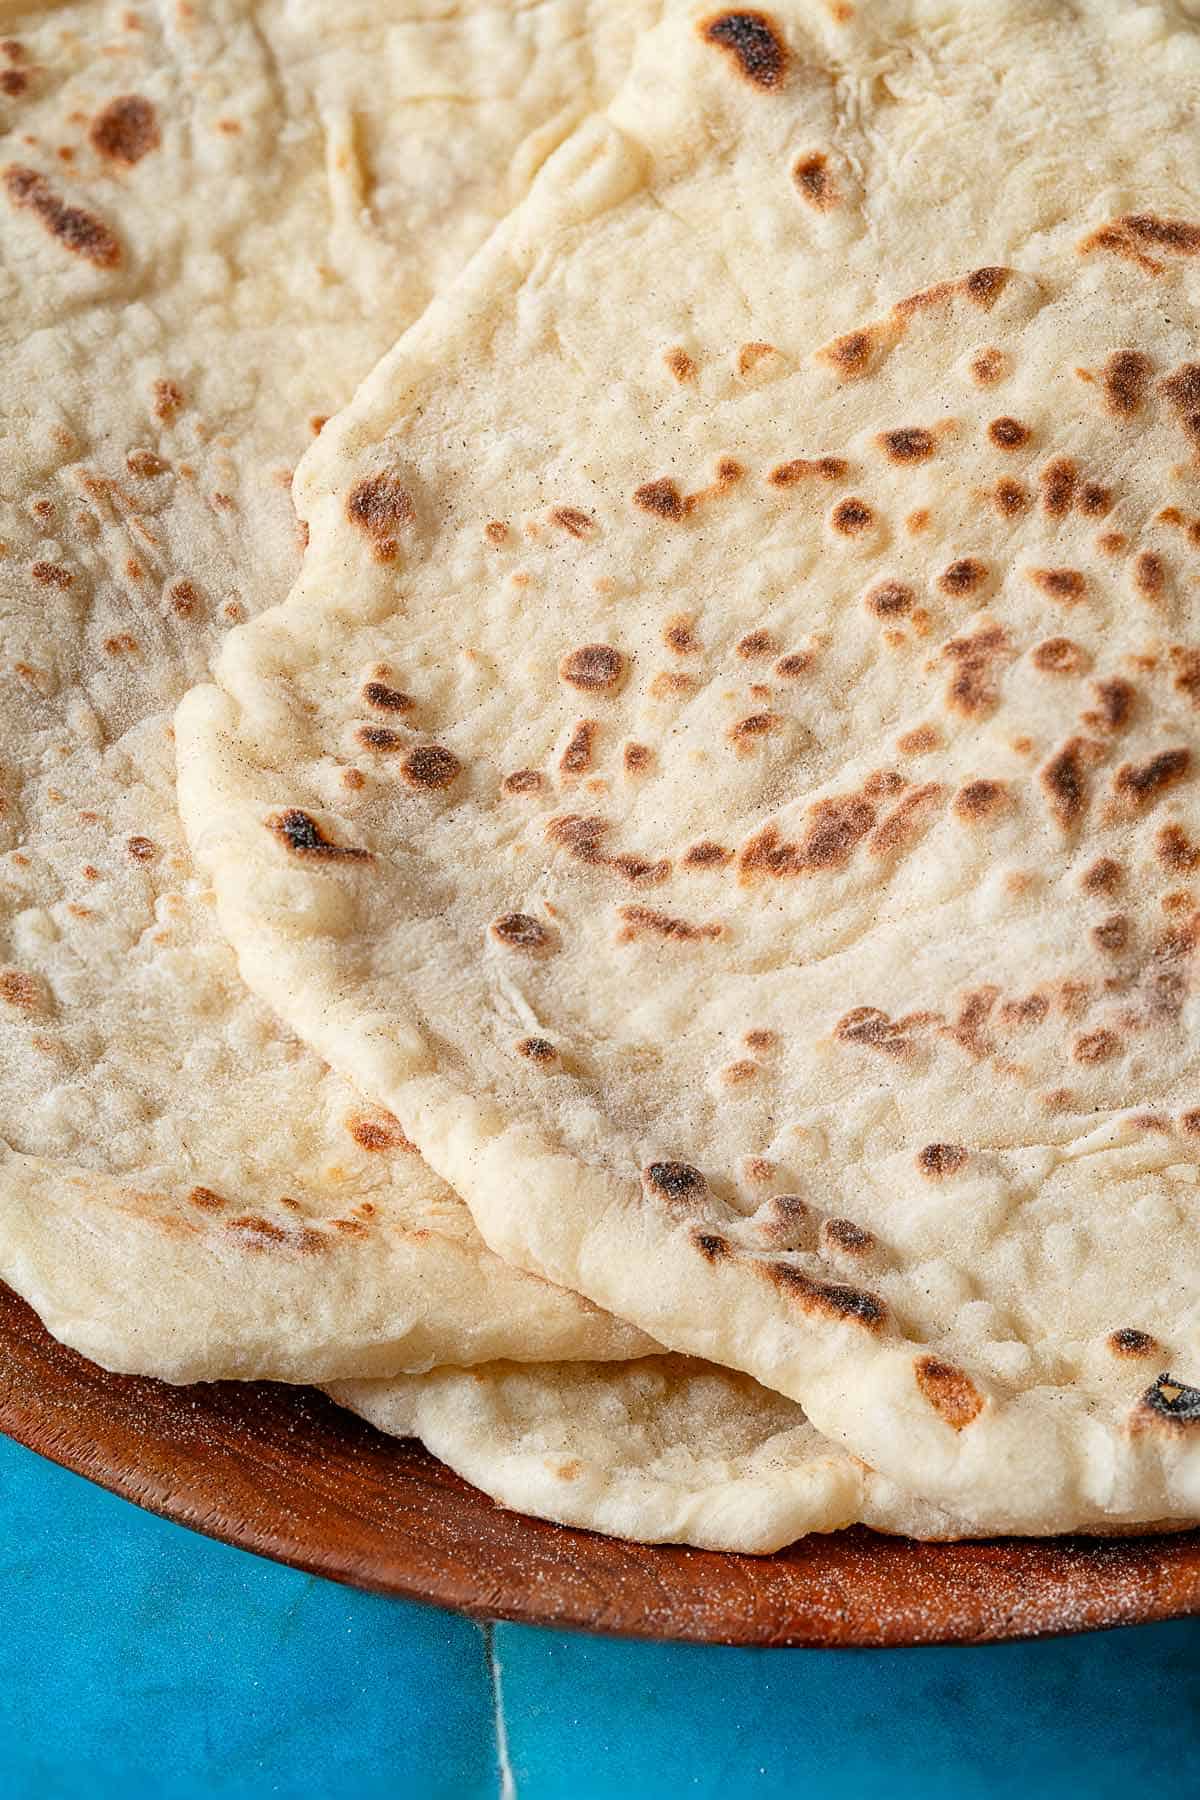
[1,1282,1197,1647]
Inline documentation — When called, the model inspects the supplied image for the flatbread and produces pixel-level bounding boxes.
[0,0,656,1378]
[330,1357,963,1551]
[180,0,1200,1527]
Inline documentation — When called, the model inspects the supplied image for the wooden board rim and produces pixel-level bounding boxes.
[1,1283,1197,1647]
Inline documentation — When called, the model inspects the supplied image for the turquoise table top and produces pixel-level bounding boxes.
[4,1433,1198,1799]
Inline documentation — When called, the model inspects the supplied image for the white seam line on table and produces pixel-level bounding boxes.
[482,1622,517,1800]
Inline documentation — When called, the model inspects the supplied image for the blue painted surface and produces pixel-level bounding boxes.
[2,1432,1198,1799]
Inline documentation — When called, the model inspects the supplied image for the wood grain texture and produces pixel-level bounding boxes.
[0,1282,1196,1646]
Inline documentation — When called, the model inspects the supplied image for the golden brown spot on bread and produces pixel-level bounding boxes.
[664,347,696,383]
[953,779,1008,823]
[126,835,157,862]
[1082,678,1136,734]
[1082,216,1200,274]
[633,477,685,522]
[1039,457,1077,518]
[728,711,782,751]
[356,726,404,752]
[970,348,1008,386]
[740,796,875,880]
[1109,1328,1160,1358]
[1157,824,1200,872]
[559,720,599,777]
[1134,551,1166,600]
[550,506,596,539]
[491,913,553,952]
[793,150,839,210]
[1074,1028,1120,1065]
[865,580,914,618]
[516,1037,558,1065]
[502,768,546,796]
[89,95,159,164]
[1102,350,1153,417]
[818,326,885,381]
[125,449,168,478]
[664,615,698,654]
[897,723,941,756]
[484,520,508,545]
[400,745,460,790]
[1092,915,1130,954]
[1171,646,1200,707]
[362,680,412,713]
[188,1186,226,1211]
[1112,748,1191,810]
[868,783,942,856]
[767,456,847,487]
[649,671,696,700]
[736,629,776,658]
[617,906,723,944]
[346,473,413,560]
[30,561,73,589]
[152,379,182,423]
[1084,857,1124,896]
[963,267,1010,308]
[0,971,42,1012]
[228,1215,325,1256]
[644,1161,707,1208]
[834,1008,915,1057]
[1028,567,1087,602]
[622,743,652,776]
[918,1143,968,1178]
[1000,992,1050,1028]
[992,477,1030,518]
[988,416,1030,451]
[821,1218,875,1256]
[3,165,120,267]
[683,841,733,869]
[692,1230,731,1261]
[348,1113,415,1153]
[878,427,934,464]
[546,813,670,885]
[938,557,988,597]
[1072,486,1110,522]
[1032,637,1088,675]
[1040,737,1097,829]
[560,644,626,693]
[1097,530,1127,556]
[737,342,776,377]
[942,622,1010,718]
[744,1029,776,1053]
[0,67,27,97]
[269,810,370,861]
[699,11,788,88]
[1160,363,1200,454]
[775,650,816,679]
[830,496,874,535]
[768,1260,887,1329]
[915,1356,984,1430]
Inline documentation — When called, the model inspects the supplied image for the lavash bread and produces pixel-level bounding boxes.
[181,0,1200,1530]
[0,0,656,1377]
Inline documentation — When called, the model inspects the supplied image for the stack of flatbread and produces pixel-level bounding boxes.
[3,0,1199,1553]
